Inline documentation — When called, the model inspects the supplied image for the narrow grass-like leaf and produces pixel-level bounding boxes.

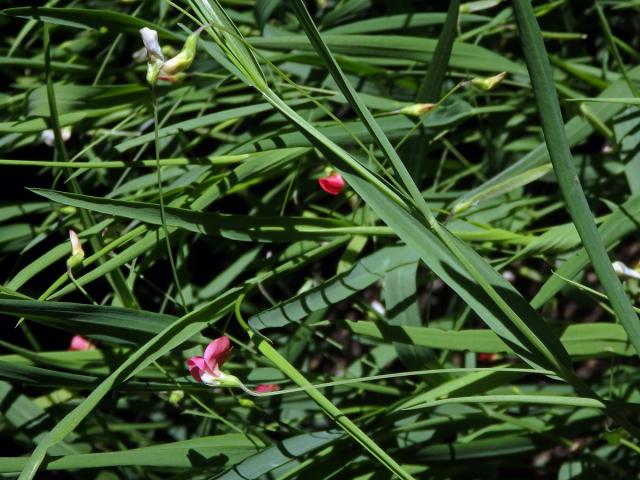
[215,431,343,480]
[512,0,640,356]
[0,298,183,345]
[1,435,260,472]
[31,188,360,243]
[248,34,524,74]
[345,321,633,357]
[455,65,640,209]
[2,7,179,39]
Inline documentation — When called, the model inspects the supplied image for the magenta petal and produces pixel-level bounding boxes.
[318,174,345,195]
[187,356,206,382]
[204,336,232,369]
[68,335,94,351]
[188,364,202,382]
[255,383,280,393]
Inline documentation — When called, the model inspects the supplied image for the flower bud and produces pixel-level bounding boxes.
[59,206,77,215]
[254,383,280,393]
[200,371,242,388]
[238,398,255,408]
[146,60,163,86]
[68,335,95,351]
[471,72,507,91]
[66,229,85,270]
[168,390,185,405]
[41,127,72,147]
[400,103,436,117]
[318,173,346,195]
[159,28,203,79]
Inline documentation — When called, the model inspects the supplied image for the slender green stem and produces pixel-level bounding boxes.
[243,367,555,398]
[67,268,98,305]
[43,22,138,309]
[151,86,188,313]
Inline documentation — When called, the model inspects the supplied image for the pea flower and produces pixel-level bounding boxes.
[186,336,241,388]
[68,335,95,351]
[399,103,436,117]
[140,27,164,63]
[612,261,640,280]
[66,229,85,271]
[254,384,280,393]
[318,173,346,195]
[139,26,203,85]
[477,352,500,364]
[41,127,72,147]
[471,72,507,91]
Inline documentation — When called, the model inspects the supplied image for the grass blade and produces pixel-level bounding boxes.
[512,0,640,356]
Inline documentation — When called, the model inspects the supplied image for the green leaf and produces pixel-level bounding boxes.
[248,34,524,73]
[0,435,260,472]
[2,7,179,39]
[32,188,358,243]
[513,1,640,357]
[215,431,342,479]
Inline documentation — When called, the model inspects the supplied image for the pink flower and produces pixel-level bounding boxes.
[477,352,499,364]
[318,173,345,195]
[68,335,95,351]
[187,336,239,387]
[254,383,280,393]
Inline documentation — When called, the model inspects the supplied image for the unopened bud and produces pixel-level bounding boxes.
[66,229,85,270]
[400,103,437,117]
[471,72,507,91]
[168,390,185,405]
[159,28,203,78]
[41,127,72,147]
[59,206,77,215]
[238,398,255,408]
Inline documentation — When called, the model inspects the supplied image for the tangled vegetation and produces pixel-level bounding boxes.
[1,1,640,478]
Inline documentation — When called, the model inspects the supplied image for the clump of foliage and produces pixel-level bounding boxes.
[1,1,640,478]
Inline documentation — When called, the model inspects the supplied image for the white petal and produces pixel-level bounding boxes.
[40,129,55,147]
[61,126,72,142]
[41,127,72,147]
[612,261,640,280]
[371,300,385,315]
[139,27,164,61]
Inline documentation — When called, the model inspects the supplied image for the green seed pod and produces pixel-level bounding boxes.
[400,103,436,117]
[471,72,507,91]
[66,230,85,271]
[159,27,204,80]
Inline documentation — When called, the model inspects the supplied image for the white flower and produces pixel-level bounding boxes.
[371,300,386,315]
[612,261,640,280]
[139,26,203,85]
[139,27,164,62]
[41,127,72,147]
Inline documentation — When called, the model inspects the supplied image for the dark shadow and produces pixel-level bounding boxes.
[185,449,227,468]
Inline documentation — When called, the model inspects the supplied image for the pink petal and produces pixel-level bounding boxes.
[254,383,280,393]
[318,174,345,195]
[204,336,232,370]
[186,356,207,382]
[68,335,94,351]
[477,353,497,364]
